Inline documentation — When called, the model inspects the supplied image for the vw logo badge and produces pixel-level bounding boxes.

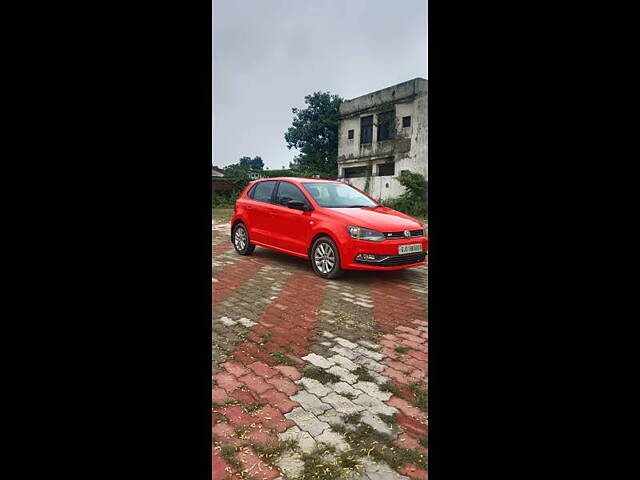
[404,230,411,238]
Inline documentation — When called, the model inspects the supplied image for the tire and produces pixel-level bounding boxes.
[232,222,255,255]
[310,236,343,279]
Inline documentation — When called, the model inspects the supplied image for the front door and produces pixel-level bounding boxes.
[270,181,312,255]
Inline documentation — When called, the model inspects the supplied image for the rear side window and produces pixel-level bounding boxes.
[250,181,277,203]
[275,181,307,206]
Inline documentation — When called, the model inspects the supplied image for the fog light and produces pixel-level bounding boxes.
[356,254,377,261]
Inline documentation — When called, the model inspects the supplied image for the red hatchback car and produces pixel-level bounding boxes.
[230,177,428,279]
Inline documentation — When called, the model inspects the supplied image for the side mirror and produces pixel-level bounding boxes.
[287,200,307,211]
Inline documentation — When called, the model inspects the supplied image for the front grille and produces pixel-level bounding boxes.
[356,252,426,267]
[384,229,424,239]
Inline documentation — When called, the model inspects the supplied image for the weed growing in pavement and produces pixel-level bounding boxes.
[343,412,362,424]
[270,351,296,366]
[377,412,398,426]
[353,366,376,383]
[418,434,428,449]
[298,444,356,480]
[341,392,358,400]
[233,426,249,437]
[408,383,428,413]
[212,399,240,409]
[220,444,243,471]
[340,423,428,471]
[379,382,403,397]
[395,345,412,354]
[243,402,266,413]
[252,439,298,462]
[301,365,341,384]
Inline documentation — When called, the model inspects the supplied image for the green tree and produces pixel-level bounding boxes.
[223,164,251,191]
[285,91,343,176]
[239,155,264,170]
[238,156,253,168]
[249,156,264,170]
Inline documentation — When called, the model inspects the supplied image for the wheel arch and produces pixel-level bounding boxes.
[307,230,340,259]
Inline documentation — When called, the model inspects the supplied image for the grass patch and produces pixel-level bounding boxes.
[353,366,376,383]
[418,434,428,449]
[377,412,397,425]
[302,365,341,384]
[298,444,354,480]
[243,402,266,413]
[395,346,412,354]
[343,412,362,424]
[220,444,242,471]
[212,399,240,409]
[340,423,428,471]
[270,351,296,366]
[408,383,428,413]
[252,439,298,462]
[379,382,402,397]
[341,392,358,400]
[233,426,249,437]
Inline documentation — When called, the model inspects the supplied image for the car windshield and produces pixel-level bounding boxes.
[302,182,378,208]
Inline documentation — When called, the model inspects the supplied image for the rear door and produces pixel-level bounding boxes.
[246,180,278,244]
[270,181,312,254]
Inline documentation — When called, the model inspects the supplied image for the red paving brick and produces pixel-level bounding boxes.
[221,405,260,428]
[238,373,273,395]
[213,258,264,305]
[399,465,429,479]
[212,387,230,404]
[273,365,302,381]
[221,360,251,378]
[212,449,233,479]
[214,372,243,393]
[247,361,277,378]
[253,405,294,433]
[265,375,300,396]
[256,388,299,414]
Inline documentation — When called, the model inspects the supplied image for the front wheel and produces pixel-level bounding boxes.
[232,223,255,255]
[310,236,343,279]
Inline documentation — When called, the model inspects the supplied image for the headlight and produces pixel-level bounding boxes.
[346,226,385,242]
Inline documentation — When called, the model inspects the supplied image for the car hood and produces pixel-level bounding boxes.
[328,207,423,231]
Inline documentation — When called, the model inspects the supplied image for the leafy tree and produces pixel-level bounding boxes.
[250,156,264,170]
[239,155,264,170]
[285,92,343,176]
[238,156,253,168]
[223,164,251,191]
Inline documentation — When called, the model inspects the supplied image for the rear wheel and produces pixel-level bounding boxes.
[310,236,343,279]
[232,223,255,255]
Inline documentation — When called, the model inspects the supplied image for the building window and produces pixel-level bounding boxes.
[377,111,395,141]
[360,115,373,144]
[348,129,354,139]
[343,166,368,178]
[377,162,395,176]
[402,116,411,128]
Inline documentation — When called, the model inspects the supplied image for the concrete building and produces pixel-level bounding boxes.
[337,78,427,201]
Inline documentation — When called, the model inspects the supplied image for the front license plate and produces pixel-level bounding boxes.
[398,243,422,255]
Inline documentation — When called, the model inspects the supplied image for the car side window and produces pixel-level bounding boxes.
[275,181,307,206]
[251,181,277,203]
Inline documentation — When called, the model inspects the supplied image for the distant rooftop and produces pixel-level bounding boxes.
[340,77,427,118]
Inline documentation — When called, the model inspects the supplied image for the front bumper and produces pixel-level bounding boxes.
[340,237,428,271]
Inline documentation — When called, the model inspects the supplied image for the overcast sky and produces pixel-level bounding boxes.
[213,0,427,170]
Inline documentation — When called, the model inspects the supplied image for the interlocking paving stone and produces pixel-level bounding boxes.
[315,427,351,452]
[327,365,358,384]
[301,352,335,369]
[330,345,359,360]
[354,345,385,361]
[352,356,385,372]
[275,452,305,478]
[330,381,361,397]
[277,426,317,454]
[352,381,393,401]
[353,393,398,416]
[321,392,366,415]
[360,411,394,437]
[335,337,359,349]
[328,354,359,372]
[296,377,331,397]
[289,390,331,415]
[284,407,330,437]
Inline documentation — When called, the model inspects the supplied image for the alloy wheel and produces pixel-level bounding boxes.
[314,242,335,274]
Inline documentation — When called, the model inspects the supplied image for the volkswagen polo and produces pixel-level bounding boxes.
[230,177,428,279]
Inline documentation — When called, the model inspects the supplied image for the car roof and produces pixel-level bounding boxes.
[254,177,340,184]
